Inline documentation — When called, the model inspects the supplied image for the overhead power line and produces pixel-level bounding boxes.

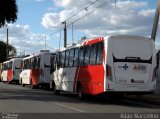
[17,0,115,53]
[67,0,114,27]
[19,29,61,48]
[64,0,99,22]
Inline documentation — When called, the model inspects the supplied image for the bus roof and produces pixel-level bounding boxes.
[3,58,22,64]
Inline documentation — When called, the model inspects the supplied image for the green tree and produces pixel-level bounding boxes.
[0,0,18,27]
[0,41,16,63]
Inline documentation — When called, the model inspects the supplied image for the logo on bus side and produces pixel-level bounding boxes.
[133,65,147,72]
[118,64,129,70]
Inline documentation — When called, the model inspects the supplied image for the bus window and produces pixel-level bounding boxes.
[65,50,69,68]
[33,57,38,68]
[57,53,60,69]
[79,47,84,66]
[50,54,56,74]
[84,46,90,65]
[24,60,27,69]
[96,42,103,64]
[69,49,74,67]
[74,48,79,67]
[30,58,33,68]
[60,52,65,68]
[27,59,30,69]
[90,44,97,65]
[38,56,40,68]
[3,64,6,70]
[8,61,12,69]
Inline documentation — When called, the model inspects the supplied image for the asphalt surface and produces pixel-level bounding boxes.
[0,82,159,118]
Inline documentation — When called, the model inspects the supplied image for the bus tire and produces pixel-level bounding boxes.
[54,87,60,95]
[52,81,60,94]
[2,79,5,83]
[22,84,25,87]
[31,84,37,89]
[78,85,85,100]
[55,90,60,95]
[8,81,12,84]
[30,79,36,89]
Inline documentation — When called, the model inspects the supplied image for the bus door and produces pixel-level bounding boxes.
[44,54,51,83]
[51,53,62,90]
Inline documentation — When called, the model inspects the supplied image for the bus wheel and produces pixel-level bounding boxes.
[52,82,60,94]
[78,86,85,100]
[30,79,37,89]
[8,81,12,84]
[22,84,25,87]
[54,87,60,95]
[55,90,60,95]
[31,84,37,89]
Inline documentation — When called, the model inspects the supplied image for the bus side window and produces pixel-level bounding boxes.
[50,54,56,74]
[30,58,33,69]
[84,46,90,65]
[57,53,60,69]
[23,61,25,69]
[65,50,69,68]
[69,49,74,67]
[60,52,65,68]
[24,61,26,69]
[79,47,84,66]
[74,48,79,67]
[8,61,12,70]
[96,42,104,64]
[28,59,31,69]
[38,57,40,68]
[90,44,97,65]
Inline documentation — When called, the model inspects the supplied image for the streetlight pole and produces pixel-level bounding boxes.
[62,21,67,47]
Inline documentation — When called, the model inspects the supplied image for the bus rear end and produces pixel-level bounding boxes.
[12,59,22,83]
[1,62,9,83]
[105,35,156,94]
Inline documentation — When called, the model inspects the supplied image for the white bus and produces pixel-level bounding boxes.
[19,51,52,88]
[1,58,22,84]
[50,35,157,99]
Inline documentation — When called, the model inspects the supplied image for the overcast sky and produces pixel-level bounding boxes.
[0,0,159,55]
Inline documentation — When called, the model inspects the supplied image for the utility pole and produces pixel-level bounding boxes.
[6,26,9,60]
[62,21,67,47]
[151,0,160,41]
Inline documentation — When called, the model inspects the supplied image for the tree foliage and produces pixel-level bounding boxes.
[0,0,18,27]
[0,41,17,63]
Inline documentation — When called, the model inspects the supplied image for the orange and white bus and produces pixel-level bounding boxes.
[19,51,52,88]
[50,35,157,99]
[1,58,22,83]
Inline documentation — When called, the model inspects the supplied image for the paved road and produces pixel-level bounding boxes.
[0,82,159,114]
